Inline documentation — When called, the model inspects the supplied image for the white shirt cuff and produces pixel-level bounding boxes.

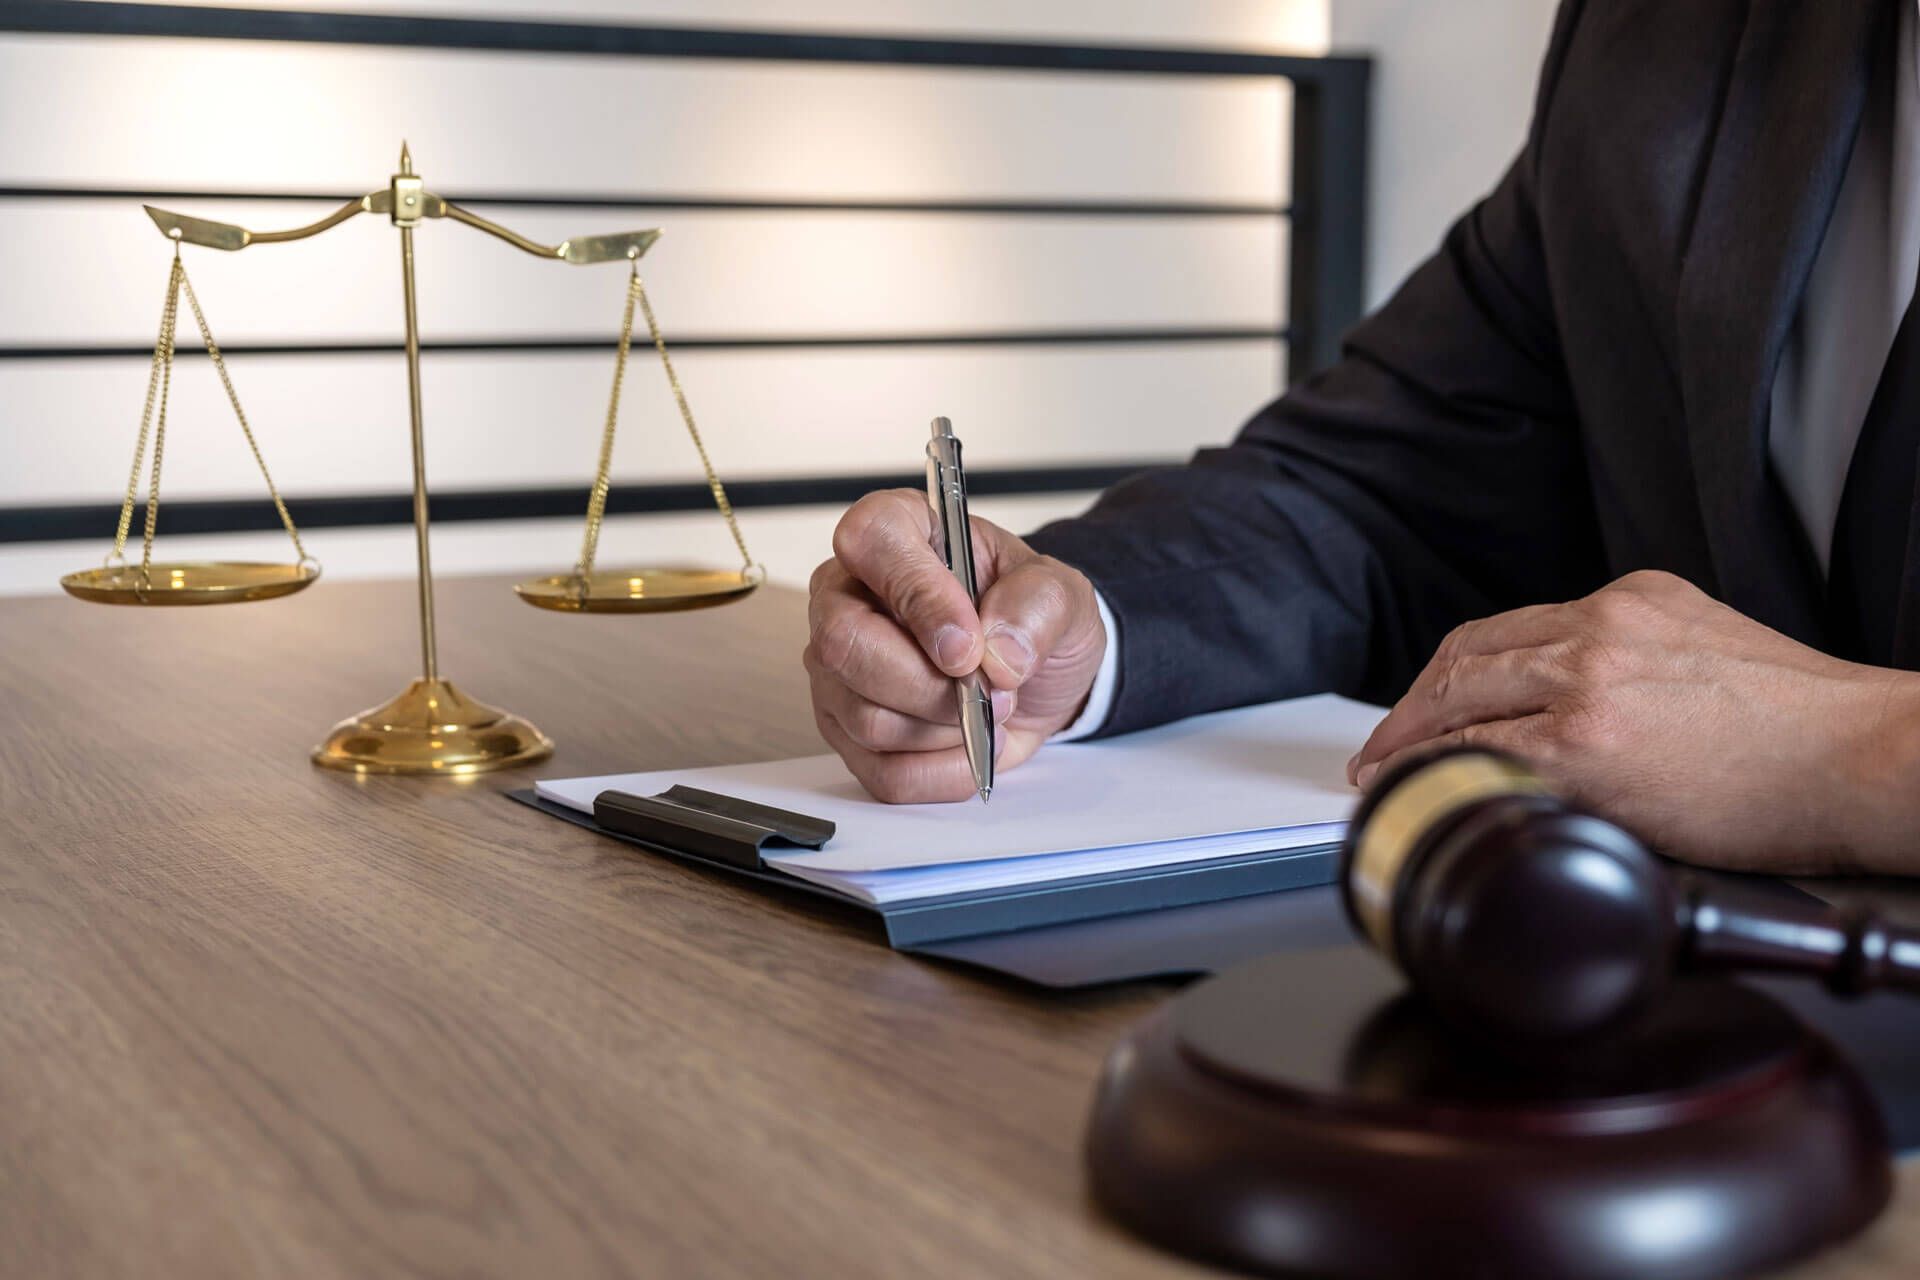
[1052,588,1120,742]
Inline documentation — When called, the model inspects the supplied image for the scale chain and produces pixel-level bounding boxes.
[176,263,311,567]
[635,273,757,575]
[111,253,181,570]
[137,256,184,590]
[574,264,641,583]
[109,249,313,588]
[575,268,759,591]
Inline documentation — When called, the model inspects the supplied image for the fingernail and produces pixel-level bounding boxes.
[934,625,973,672]
[1354,761,1380,790]
[985,625,1036,682]
[990,689,1014,723]
[1345,751,1360,782]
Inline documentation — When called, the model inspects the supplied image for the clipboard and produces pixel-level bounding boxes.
[507,787,1340,949]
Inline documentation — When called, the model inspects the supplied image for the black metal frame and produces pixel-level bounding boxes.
[0,1,1369,543]
[0,465,1161,545]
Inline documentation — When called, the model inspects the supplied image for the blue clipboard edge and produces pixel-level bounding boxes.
[505,788,1338,947]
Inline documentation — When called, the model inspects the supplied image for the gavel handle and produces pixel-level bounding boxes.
[1679,880,1920,997]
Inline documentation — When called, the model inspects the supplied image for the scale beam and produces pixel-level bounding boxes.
[143,198,372,250]
[143,193,660,264]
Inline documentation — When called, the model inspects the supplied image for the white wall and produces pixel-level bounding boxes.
[1332,0,1559,306]
[0,0,1327,597]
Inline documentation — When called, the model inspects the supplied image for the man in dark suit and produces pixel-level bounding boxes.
[805,0,1920,875]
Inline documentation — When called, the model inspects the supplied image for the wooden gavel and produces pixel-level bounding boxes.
[1340,748,1920,1040]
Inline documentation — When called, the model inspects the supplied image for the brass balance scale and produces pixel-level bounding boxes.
[60,145,763,775]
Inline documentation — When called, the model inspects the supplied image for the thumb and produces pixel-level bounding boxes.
[976,555,1097,691]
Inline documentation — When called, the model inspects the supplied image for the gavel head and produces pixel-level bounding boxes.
[1340,748,1680,1041]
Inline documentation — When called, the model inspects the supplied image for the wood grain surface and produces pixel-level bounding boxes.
[0,573,1912,1278]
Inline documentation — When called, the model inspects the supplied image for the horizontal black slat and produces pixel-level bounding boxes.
[0,185,1288,220]
[0,328,1288,360]
[0,465,1160,543]
[2,2,1369,83]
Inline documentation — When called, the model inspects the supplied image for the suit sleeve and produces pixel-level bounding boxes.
[1023,0,1605,736]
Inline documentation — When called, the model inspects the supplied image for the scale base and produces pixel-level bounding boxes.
[1086,947,1891,1280]
[311,677,553,776]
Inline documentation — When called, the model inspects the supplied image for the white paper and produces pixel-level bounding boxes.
[535,693,1382,903]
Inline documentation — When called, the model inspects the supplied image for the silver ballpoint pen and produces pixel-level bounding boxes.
[926,416,995,803]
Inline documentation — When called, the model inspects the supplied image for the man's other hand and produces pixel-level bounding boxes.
[1349,570,1920,874]
[806,489,1106,803]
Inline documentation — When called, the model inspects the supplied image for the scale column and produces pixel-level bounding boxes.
[308,143,552,774]
[393,146,439,680]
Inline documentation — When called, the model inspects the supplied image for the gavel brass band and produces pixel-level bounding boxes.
[1345,752,1551,961]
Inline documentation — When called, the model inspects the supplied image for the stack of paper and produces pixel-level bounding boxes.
[534,693,1382,906]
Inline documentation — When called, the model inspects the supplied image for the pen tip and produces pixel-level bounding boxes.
[978,785,992,804]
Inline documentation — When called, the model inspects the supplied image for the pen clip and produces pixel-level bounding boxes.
[925,424,976,593]
[925,439,951,567]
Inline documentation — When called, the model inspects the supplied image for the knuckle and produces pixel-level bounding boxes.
[1506,732,1557,768]
[813,612,865,676]
[1554,699,1618,753]
[832,491,914,565]
[815,705,850,756]
[1618,568,1680,594]
[1459,718,1538,763]
[1586,588,1643,630]
[1562,635,1619,686]
[1429,648,1470,709]
[1537,636,1579,680]
[884,567,948,630]
[845,699,891,748]
[865,757,917,805]
[1454,722,1493,753]
[831,501,877,562]
[808,673,845,721]
[808,557,838,595]
[1434,620,1474,669]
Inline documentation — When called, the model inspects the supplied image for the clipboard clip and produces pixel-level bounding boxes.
[592,785,836,871]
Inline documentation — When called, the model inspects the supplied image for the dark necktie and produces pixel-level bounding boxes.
[1826,264,1920,667]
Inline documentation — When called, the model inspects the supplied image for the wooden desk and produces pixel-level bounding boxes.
[0,574,1912,1278]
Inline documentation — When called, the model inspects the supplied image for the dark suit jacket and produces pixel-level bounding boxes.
[1026,0,1902,737]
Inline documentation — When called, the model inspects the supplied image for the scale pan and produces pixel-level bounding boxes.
[514,566,760,614]
[60,560,319,606]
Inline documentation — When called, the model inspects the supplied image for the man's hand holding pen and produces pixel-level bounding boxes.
[806,488,1107,803]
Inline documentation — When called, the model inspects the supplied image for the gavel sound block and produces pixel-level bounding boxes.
[1086,947,1887,1279]
[1085,751,1897,1279]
